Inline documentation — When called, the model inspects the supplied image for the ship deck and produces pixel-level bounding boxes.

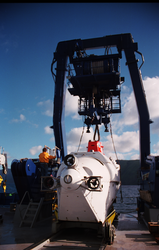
[0,206,159,249]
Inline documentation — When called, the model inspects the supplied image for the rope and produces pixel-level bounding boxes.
[109,118,123,203]
[109,121,118,160]
[77,123,85,152]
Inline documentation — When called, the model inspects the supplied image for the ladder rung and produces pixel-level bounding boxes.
[25,214,34,217]
[30,202,39,206]
[23,220,32,223]
[28,208,37,211]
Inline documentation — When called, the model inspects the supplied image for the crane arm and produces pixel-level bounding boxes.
[51,33,150,169]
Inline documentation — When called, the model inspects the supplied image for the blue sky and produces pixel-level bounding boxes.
[0,3,159,167]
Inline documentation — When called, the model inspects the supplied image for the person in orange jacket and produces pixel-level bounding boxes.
[39,147,56,163]
[39,147,56,176]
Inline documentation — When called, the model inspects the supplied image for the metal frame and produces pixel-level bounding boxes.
[51,33,150,170]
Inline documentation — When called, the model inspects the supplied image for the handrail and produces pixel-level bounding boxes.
[136,50,144,70]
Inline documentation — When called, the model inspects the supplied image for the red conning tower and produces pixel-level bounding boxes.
[87,140,104,154]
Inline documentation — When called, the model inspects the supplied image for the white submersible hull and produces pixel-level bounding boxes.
[56,151,120,225]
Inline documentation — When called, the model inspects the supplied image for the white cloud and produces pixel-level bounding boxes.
[37,92,79,119]
[151,117,159,135]
[20,114,26,121]
[143,76,159,135]
[50,76,159,159]
[112,76,159,134]
[43,126,54,142]
[10,114,26,123]
[102,130,139,154]
[67,144,79,154]
[65,90,79,119]
[44,126,53,134]
[130,154,139,160]
[11,118,19,123]
[111,90,138,131]
[144,76,159,119]
[153,142,159,155]
[44,126,54,142]
[65,127,139,160]
[66,126,94,153]
[106,152,129,160]
[50,137,55,142]
[104,76,159,158]
[37,99,52,117]
[122,92,138,126]
[121,85,132,106]
[29,145,42,156]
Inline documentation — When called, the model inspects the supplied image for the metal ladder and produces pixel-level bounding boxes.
[19,192,44,228]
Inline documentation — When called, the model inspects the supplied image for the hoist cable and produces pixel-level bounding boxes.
[109,121,118,161]
[77,122,85,152]
[109,118,123,203]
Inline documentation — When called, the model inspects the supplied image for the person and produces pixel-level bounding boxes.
[39,147,56,176]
